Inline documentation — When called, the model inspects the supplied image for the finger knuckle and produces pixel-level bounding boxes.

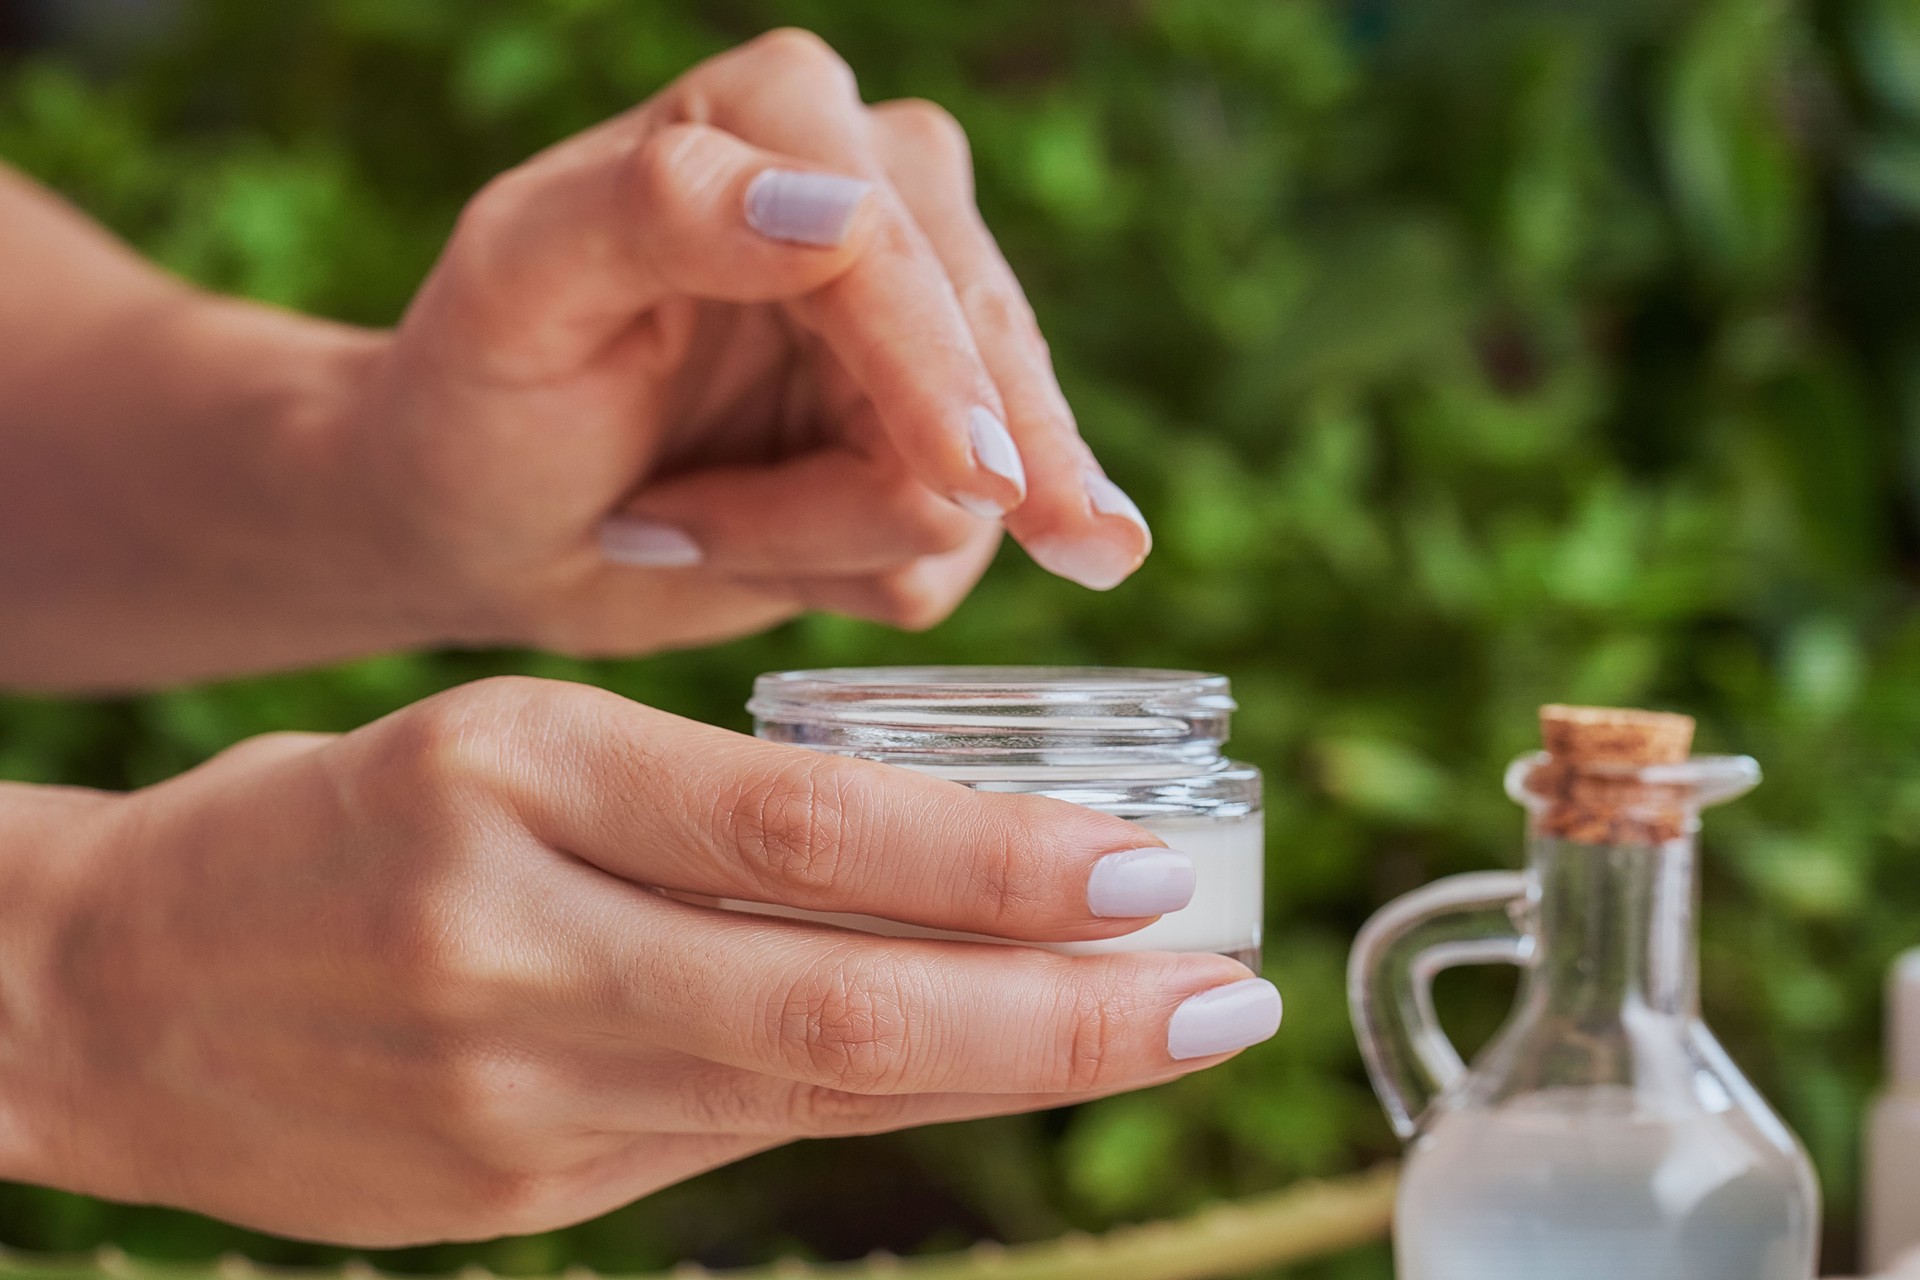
[784,1081,907,1135]
[865,570,966,632]
[886,491,977,557]
[770,952,917,1092]
[445,166,545,302]
[881,98,971,167]
[960,278,1043,348]
[750,28,857,94]
[681,1069,767,1133]
[380,677,542,798]
[451,168,528,254]
[627,125,725,243]
[1059,974,1133,1093]
[724,754,861,897]
[965,823,1051,930]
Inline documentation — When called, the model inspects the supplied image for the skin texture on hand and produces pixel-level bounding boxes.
[0,30,1215,1247]
[0,678,1275,1246]
[0,29,1151,691]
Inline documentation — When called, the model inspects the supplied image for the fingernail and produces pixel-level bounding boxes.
[744,169,873,247]
[964,406,1026,511]
[600,517,703,568]
[1024,536,1142,591]
[1167,978,1283,1061]
[953,494,1007,521]
[1085,469,1152,547]
[1086,848,1196,917]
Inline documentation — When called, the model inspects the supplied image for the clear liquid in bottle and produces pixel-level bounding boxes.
[1398,1086,1813,1280]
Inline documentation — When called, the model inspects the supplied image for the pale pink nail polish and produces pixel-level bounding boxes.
[963,407,1026,512]
[1087,848,1196,917]
[1167,978,1283,1060]
[1086,469,1151,545]
[744,170,873,247]
[600,517,703,568]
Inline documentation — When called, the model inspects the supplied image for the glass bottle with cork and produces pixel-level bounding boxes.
[1348,704,1820,1279]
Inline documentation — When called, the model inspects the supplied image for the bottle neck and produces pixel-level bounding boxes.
[1518,830,1699,1020]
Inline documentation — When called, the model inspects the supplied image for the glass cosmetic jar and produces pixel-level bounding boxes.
[731,666,1264,967]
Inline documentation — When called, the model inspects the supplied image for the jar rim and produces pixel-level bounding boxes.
[749,665,1236,763]
[753,665,1230,702]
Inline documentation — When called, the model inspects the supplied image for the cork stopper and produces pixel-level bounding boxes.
[1539,705,1694,766]
[1529,705,1697,844]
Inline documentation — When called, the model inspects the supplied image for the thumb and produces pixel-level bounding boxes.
[630,122,879,301]
[413,121,877,378]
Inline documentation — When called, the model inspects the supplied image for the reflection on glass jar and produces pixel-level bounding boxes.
[728,666,1264,968]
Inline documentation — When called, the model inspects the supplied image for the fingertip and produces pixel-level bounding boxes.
[1022,534,1146,591]
[1015,466,1151,590]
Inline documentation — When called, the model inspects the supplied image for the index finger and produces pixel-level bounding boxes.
[485,681,1198,940]
[672,30,1032,517]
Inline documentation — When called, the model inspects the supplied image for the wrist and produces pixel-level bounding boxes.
[0,783,124,1190]
[316,339,537,652]
[0,280,477,689]
[156,297,467,651]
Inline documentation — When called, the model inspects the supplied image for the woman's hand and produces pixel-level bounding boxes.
[340,28,1150,656]
[0,29,1146,689]
[0,678,1278,1245]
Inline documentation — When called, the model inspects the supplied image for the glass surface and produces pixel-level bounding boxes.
[1349,754,1819,1279]
[739,666,1264,965]
[749,665,1239,777]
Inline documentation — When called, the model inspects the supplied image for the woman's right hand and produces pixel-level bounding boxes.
[1,677,1279,1246]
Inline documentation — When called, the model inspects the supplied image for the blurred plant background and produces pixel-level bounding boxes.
[3,0,1920,1274]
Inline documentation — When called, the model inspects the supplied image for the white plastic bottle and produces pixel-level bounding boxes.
[1868,950,1920,1274]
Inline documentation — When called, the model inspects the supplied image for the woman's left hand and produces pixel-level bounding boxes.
[0,28,1148,688]
[336,28,1150,656]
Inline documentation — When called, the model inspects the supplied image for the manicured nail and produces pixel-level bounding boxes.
[1167,978,1283,1060]
[600,517,703,568]
[744,169,873,247]
[1025,536,1142,591]
[1085,469,1152,548]
[965,407,1026,510]
[953,494,1007,521]
[1086,848,1196,917]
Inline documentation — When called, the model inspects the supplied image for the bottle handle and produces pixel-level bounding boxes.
[1346,870,1534,1140]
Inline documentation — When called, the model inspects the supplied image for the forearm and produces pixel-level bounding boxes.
[0,167,449,690]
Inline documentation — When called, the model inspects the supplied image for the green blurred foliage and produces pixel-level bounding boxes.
[2,0,1919,1274]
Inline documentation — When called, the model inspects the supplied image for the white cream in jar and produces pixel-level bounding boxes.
[726,666,1265,968]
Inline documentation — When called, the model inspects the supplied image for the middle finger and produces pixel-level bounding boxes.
[869,98,1152,592]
